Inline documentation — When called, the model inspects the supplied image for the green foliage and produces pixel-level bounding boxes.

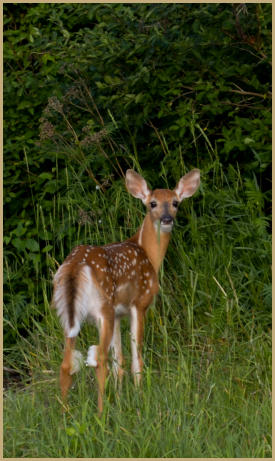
[3,4,271,457]
[3,228,272,456]
[4,5,271,332]
[4,330,272,457]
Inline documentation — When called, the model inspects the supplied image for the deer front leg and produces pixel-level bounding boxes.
[96,315,114,415]
[130,306,145,386]
[111,317,124,389]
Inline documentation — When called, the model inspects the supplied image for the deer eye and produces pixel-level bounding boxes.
[150,201,157,208]
[173,200,179,208]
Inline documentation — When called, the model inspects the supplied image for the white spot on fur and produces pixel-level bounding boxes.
[86,345,98,367]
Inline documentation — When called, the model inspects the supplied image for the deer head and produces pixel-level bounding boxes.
[126,169,200,233]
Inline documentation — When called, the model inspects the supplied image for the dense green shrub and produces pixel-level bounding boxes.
[4,3,271,350]
[3,6,272,456]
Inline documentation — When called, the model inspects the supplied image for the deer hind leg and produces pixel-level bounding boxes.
[111,317,124,390]
[130,306,145,387]
[96,314,114,415]
[60,335,83,404]
[60,337,76,403]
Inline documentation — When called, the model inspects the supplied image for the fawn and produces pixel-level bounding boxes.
[53,169,200,414]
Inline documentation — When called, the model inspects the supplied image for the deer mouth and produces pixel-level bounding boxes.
[160,217,174,233]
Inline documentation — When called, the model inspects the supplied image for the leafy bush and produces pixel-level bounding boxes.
[4,3,271,351]
[3,6,272,457]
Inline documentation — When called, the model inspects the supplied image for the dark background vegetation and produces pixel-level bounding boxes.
[3,3,272,457]
[4,1,271,355]
[4,3,271,336]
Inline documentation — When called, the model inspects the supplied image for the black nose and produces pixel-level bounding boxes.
[161,216,173,225]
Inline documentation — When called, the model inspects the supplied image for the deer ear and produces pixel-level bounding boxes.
[174,169,200,202]
[125,170,151,204]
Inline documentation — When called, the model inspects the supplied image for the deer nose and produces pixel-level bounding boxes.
[160,215,173,225]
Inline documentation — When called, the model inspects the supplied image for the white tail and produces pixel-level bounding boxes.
[53,168,200,414]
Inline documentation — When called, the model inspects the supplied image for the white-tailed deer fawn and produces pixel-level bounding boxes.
[53,169,200,414]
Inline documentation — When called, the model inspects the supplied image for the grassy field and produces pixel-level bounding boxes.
[4,161,271,457]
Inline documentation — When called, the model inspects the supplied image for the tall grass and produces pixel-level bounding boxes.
[4,153,271,457]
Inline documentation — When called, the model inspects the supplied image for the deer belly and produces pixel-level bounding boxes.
[113,282,135,317]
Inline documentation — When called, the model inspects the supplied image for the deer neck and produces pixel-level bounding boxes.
[131,213,171,273]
